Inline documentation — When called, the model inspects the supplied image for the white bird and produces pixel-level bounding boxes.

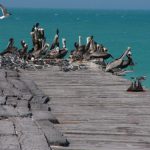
[0,4,11,19]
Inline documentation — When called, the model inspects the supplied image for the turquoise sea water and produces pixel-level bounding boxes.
[0,9,149,88]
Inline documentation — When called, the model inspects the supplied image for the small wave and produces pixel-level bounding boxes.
[76,17,80,21]
[15,17,20,20]
[54,13,59,16]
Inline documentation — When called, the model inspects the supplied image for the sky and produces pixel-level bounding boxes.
[1,0,150,10]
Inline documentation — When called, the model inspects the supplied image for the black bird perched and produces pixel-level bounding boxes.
[127,76,146,92]
[0,4,12,19]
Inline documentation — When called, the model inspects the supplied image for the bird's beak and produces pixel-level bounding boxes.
[110,54,114,59]
[130,58,135,66]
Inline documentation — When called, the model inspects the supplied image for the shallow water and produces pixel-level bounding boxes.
[0,9,149,88]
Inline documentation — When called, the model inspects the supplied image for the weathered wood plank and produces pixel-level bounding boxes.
[23,66,150,150]
[0,119,15,135]
[37,120,69,147]
[32,110,59,123]
[14,117,51,150]
[0,68,70,150]
[0,135,20,150]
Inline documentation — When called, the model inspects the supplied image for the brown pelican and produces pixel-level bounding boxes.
[89,45,114,60]
[119,51,134,69]
[31,42,50,59]
[78,36,86,51]
[58,38,68,58]
[70,36,87,62]
[0,38,17,55]
[30,23,41,51]
[90,52,114,60]
[69,42,79,61]
[45,38,68,59]
[83,36,95,60]
[70,42,78,55]
[107,50,134,73]
[88,36,97,53]
[105,47,131,72]
[19,40,28,59]
[50,29,59,50]
[85,36,91,51]
[0,4,11,19]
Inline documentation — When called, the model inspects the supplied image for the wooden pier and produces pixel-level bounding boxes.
[24,65,150,150]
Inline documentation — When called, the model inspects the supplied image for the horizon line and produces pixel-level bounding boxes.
[8,7,150,11]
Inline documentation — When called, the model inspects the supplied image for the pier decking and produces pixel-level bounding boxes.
[24,65,150,150]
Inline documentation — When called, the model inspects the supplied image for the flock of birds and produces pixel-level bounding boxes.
[0,3,146,92]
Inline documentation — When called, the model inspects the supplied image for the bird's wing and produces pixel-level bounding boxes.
[105,59,122,72]
[0,16,4,19]
[0,4,8,15]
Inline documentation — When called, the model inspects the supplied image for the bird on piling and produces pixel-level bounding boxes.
[0,4,12,19]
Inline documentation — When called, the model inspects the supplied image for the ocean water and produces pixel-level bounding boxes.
[0,8,149,88]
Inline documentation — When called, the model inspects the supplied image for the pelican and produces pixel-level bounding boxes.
[19,40,28,59]
[70,36,87,62]
[69,42,79,61]
[85,36,90,48]
[57,38,68,58]
[50,29,59,50]
[83,36,96,60]
[44,38,68,59]
[0,4,11,19]
[119,51,134,69]
[89,45,114,60]
[0,38,17,55]
[62,38,67,49]
[78,36,86,52]
[105,47,131,72]
[88,36,97,53]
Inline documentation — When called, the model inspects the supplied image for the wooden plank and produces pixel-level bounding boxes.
[0,135,20,150]
[23,66,150,150]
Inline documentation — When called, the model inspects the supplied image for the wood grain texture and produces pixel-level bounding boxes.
[24,65,150,150]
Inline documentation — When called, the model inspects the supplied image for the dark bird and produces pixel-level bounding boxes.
[127,76,146,92]
[0,4,12,19]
